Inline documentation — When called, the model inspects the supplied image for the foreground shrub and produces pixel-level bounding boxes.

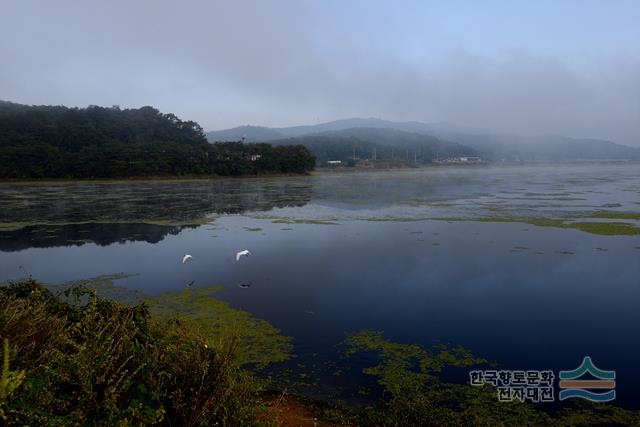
[0,279,261,425]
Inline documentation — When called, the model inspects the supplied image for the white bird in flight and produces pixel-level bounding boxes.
[182,254,193,263]
[235,250,251,261]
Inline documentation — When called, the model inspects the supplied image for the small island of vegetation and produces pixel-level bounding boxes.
[0,101,315,179]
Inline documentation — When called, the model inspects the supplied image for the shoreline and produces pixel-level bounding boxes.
[2,160,638,185]
[0,171,314,185]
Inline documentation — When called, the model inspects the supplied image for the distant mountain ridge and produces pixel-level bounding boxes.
[207,118,640,161]
[206,118,487,142]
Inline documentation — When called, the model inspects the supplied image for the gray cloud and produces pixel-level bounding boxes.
[0,1,638,145]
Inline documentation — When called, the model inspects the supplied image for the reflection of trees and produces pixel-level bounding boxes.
[1,179,312,223]
[0,223,194,251]
[0,179,311,251]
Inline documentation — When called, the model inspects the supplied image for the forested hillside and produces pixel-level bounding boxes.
[0,101,314,178]
[269,127,477,164]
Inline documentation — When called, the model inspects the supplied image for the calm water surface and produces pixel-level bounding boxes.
[1,163,639,407]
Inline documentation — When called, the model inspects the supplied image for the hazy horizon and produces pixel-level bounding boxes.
[1,1,639,146]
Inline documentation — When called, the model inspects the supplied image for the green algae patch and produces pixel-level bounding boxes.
[48,273,143,305]
[142,216,216,226]
[566,221,640,235]
[589,211,640,220]
[525,218,566,228]
[472,217,520,223]
[243,227,263,232]
[365,217,430,222]
[341,331,640,425]
[272,219,338,225]
[343,331,486,381]
[441,216,640,236]
[143,286,292,367]
[524,218,640,235]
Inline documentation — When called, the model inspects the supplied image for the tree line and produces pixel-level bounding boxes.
[0,101,315,179]
[269,127,477,165]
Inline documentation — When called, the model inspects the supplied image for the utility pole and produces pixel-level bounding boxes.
[373,147,377,161]
[414,151,417,162]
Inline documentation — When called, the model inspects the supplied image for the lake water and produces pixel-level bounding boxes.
[1,163,639,408]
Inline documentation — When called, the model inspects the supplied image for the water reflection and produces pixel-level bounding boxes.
[0,178,312,249]
[0,178,312,224]
[0,223,194,251]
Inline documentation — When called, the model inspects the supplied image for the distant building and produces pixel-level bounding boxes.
[433,156,483,165]
[250,154,262,161]
[460,156,481,162]
[327,160,342,165]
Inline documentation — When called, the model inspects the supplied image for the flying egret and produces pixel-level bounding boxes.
[235,250,251,261]
[182,254,193,263]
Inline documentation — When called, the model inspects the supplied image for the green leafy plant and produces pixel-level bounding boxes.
[0,338,26,420]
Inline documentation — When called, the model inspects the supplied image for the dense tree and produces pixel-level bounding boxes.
[0,101,315,178]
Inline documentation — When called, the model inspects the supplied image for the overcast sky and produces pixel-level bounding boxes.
[1,0,639,144]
